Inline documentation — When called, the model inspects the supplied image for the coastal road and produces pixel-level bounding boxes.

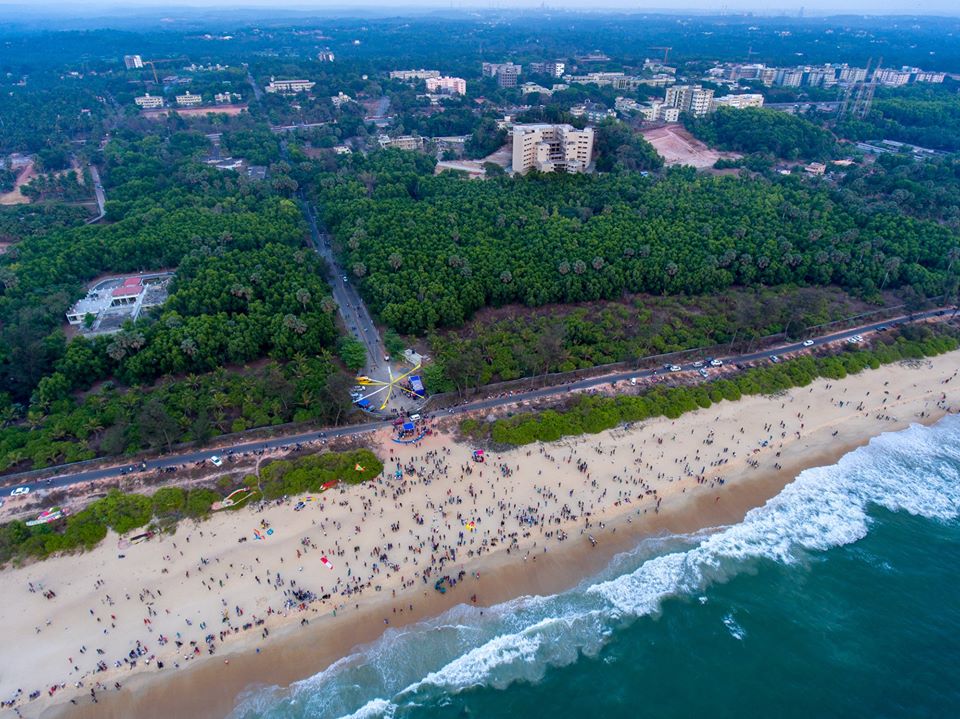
[3,306,956,496]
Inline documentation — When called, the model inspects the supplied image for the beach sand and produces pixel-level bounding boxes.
[0,355,955,719]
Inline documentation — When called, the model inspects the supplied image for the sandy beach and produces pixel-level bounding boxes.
[0,354,956,719]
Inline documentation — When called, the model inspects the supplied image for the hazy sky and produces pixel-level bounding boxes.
[12,0,960,15]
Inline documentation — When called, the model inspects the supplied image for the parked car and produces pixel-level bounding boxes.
[9,486,29,496]
[770,355,781,364]
[698,368,709,378]
[709,359,723,367]
[669,365,682,372]
[210,456,223,467]
[692,361,705,368]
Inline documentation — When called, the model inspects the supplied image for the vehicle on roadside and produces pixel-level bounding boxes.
[10,486,29,496]
[770,355,781,364]
[210,456,223,467]
[669,365,682,372]
[802,339,814,347]
[698,368,709,378]
[876,326,889,332]
[692,361,705,368]
[709,358,723,367]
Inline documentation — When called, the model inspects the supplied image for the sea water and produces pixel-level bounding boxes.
[229,414,960,719]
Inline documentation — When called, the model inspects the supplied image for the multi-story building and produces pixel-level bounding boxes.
[564,72,624,87]
[175,92,203,107]
[711,93,765,110]
[265,78,315,94]
[664,85,715,116]
[569,103,616,123]
[614,96,642,114]
[873,68,912,86]
[511,124,594,175]
[482,62,521,88]
[521,82,553,96]
[134,94,165,109]
[389,69,440,81]
[912,69,945,83]
[529,61,565,78]
[636,101,679,123]
[317,50,335,62]
[331,92,354,109]
[214,92,241,104]
[837,65,868,84]
[425,76,467,95]
[123,55,143,70]
[378,135,424,151]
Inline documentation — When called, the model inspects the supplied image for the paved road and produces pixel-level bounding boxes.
[5,306,955,497]
[301,199,397,382]
[85,164,106,224]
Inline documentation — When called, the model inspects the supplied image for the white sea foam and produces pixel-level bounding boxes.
[230,416,960,719]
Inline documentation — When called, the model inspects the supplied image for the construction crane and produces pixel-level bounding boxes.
[649,46,672,64]
[143,58,187,85]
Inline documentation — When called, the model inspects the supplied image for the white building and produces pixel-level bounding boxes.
[664,85,715,116]
[265,78,315,94]
[482,62,521,88]
[379,135,424,151]
[529,61,565,78]
[134,94,165,109]
[711,93,765,110]
[569,103,616,123]
[521,82,553,96]
[637,101,679,123]
[389,69,441,81]
[331,92,354,109]
[175,92,203,107]
[317,50,335,62]
[512,124,594,175]
[424,76,467,95]
[214,92,241,104]
[123,55,143,69]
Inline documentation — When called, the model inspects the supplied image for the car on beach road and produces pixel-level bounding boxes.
[10,486,29,496]
[210,456,223,467]
[802,339,815,347]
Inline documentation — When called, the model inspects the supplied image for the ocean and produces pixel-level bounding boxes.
[229,414,960,719]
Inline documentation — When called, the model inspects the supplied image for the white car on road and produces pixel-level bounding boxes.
[10,486,29,496]
[709,359,723,367]
[803,339,815,347]
[210,456,223,467]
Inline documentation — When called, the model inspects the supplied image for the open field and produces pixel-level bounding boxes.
[0,159,35,205]
[641,124,741,168]
[141,104,248,120]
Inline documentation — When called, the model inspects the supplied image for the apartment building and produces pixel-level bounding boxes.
[664,85,715,116]
[521,82,553,96]
[873,68,912,86]
[123,55,143,70]
[511,124,594,175]
[134,94,165,109]
[569,103,617,123]
[425,76,467,95]
[214,92,241,104]
[175,92,203,107]
[635,101,679,123]
[265,78,315,94]
[529,61,565,78]
[317,50,336,62]
[389,69,441,81]
[482,62,521,88]
[331,92,354,109]
[712,93,765,110]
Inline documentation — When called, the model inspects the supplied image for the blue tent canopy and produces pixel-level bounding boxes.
[402,421,415,432]
[356,398,371,408]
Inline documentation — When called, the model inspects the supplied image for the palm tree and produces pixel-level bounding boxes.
[295,288,312,310]
[388,253,403,270]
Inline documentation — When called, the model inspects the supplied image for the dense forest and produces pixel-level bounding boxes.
[0,128,356,473]
[424,286,873,394]
[685,107,837,161]
[835,85,960,152]
[317,152,959,335]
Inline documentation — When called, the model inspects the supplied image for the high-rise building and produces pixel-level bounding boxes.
[512,124,594,175]
[425,76,467,95]
[123,55,143,70]
[664,85,715,116]
[529,61,565,78]
[482,62,521,88]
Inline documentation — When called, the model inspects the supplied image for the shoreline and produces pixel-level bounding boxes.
[3,355,952,719]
